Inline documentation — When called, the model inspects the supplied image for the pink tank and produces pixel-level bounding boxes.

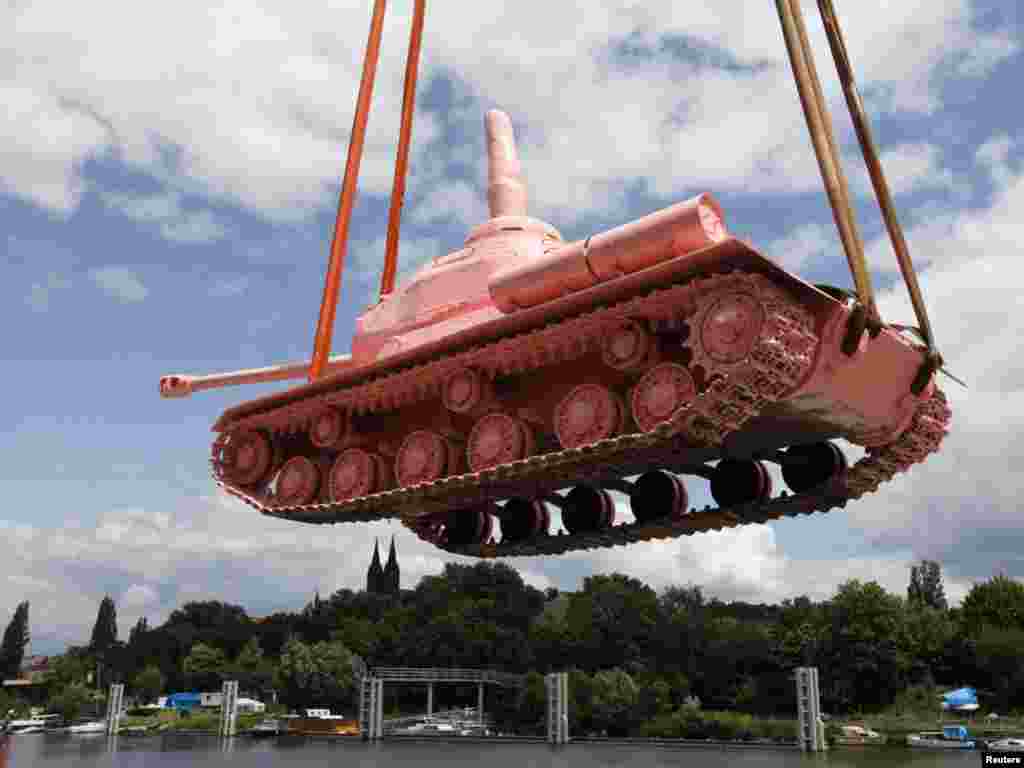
[160,109,950,558]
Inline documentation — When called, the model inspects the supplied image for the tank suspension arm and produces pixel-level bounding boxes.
[815,0,943,369]
[160,355,355,399]
[775,0,880,331]
[309,0,388,382]
[380,0,426,299]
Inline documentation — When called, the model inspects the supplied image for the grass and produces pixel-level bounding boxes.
[639,709,797,742]
[114,710,268,732]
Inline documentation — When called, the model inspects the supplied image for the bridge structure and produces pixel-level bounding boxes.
[355,661,525,740]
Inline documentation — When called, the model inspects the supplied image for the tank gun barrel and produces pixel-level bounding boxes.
[160,354,354,398]
[485,109,527,218]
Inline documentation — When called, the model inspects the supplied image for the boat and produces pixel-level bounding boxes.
[66,720,107,734]
[245,719,281,738]
[835,724,885,745]
[5,715,60,735]
[907,725,976,749]
[986,737,1024,751]
[285,710,359,736]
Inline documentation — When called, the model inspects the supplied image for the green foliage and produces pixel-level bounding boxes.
[132,665,164,704]
[590,668,640,735]
[89,596,118,655]
[50,682,94,722]
[961,574,1024,631]
[232,637,275,693]
[908,560,948,611]
[274,637,355,712]
[0,601,30,679]
[640,708,796,741]
[183,642,227,691]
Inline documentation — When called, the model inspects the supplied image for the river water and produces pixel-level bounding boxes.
[4,733,986,767]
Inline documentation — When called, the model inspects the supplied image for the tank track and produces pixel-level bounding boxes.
[215,270,951,558]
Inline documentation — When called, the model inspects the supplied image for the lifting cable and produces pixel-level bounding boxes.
[309,0,388,382]
[814,0,944,376]
[309,0,426,380]
[775,0,880,334]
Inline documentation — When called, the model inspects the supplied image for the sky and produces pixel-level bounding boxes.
[2,0,1022,655]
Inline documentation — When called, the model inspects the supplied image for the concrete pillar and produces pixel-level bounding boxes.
[427,682,434,715]
[219,680,239,737]
[105,684,124,735]
[795,667,827,752]
[477,682,484,723]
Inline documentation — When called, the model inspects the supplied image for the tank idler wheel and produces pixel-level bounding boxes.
[630,363,697,432]
[602,320,654,371]
[629,471,690,524]
[688,279,769,376]
[214,430,273,486]
[781,442,848,493]
[329,449,390,501]
[396,431,453,488]
[467,413,535,472]
[273,456,323,506]
[310,408,349,449]
[443,507,495,549]
[561,486,616,535]
[710,459,773,508]
[554,384,625,450]
[442,367,492,414]
[500,499,551,543]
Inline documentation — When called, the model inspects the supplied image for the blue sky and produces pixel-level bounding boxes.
[2,1,1022,654]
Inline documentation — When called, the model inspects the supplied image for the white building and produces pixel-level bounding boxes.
[237,698,266,713]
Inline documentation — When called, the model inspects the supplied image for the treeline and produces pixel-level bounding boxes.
[4,560,1024,733]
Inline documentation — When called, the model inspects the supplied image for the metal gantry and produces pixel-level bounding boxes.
[356,665,525,740]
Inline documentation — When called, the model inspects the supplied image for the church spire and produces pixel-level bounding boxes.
[384,535,400,595]
[367,538,384,593]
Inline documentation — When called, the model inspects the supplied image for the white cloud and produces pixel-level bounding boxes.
[850,143,963,198]
[767,223,836,271]
[1,0,1010,231]
[25,271,72,313]
[89,267,149,303]
[101,191,227,243]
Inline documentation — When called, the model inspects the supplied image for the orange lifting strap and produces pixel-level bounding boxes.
[310,0,426,382]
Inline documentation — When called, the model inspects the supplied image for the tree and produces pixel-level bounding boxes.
[232,637,274,694]
[275,638,355,711]
[960,574,1024,631]
[89,596,118,655]
[908,560,948,611]
[183,642,227,691]
[50,682,94,722]
[132,665,164,704]
[591,668,640,736]
[0,601,30,679]
[128,617,149,646]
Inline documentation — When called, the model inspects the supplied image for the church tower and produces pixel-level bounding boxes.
[366,539,384,594]
[384,535,400,595]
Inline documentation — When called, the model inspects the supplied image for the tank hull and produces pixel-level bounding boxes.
[211,238,949,558]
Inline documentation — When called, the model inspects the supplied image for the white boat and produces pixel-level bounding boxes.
[67,721,107,734]
[6,715,61,734]
[907,725,976,749]
[987,737,1024,751]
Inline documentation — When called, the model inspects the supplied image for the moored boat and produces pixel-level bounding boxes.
[907,725,976,749]
[986,737,1024,751]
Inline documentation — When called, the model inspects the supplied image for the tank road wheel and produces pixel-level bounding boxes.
[601,320,654,371]
[688,281,767,377]
[782,442,848,493]
[273,456,322,506]
[329,449,389,502]
[629,471,689,524]
[554,384,625,450]
[561,486,615,534]
[500,499,550,543]
[630,363,697,432]
[444,507,495,549]
[710,459,772,507]
[442,368,491,414]
[396,431,451,488]
[467,413,535,472]
[213,430,273,486]
[310,408,348,449]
